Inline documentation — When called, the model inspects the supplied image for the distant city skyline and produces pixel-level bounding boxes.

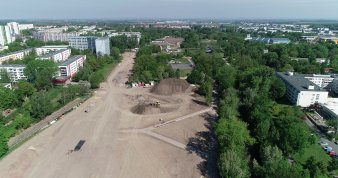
[1,0,338,20]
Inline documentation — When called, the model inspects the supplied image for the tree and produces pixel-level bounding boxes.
[270,77,286,100]
[304,156,329,178]
[0,87,19,110]
[24,60,58,90]
[0,69,11,83]
[0,132,8,158]
[15,81,36,101]
[219,149,250,178]
[29,92,53,119]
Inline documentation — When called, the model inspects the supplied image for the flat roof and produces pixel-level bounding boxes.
[59,55,84,66]
[37,45,69,48]
[38,49,69,58]
[321,98,338,118]
[170,63,193,70]
[0,64,26,68]
[276,72,326,92]
[0,48,33,58]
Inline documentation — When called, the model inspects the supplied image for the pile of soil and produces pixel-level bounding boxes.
[131,103,176,115]
[151,78,190,95]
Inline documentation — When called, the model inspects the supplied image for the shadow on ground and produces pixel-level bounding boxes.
[186,112,219,178]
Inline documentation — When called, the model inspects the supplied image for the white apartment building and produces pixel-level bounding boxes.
[0,25,15,46]
[277,72,328,107]
[0,64,26,82]
[58,55,86,77]
[0,48,33,64]
[109,32,141,44]
[304,74,335,89]
[36,49,71,62]
[18,24,34,31]
[36,45,69,56]
[95,37,110,56]
[33,30,80,42]
[7,22,20,35]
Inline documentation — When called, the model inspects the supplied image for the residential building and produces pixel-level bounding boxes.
[304,74,335,89]
[0,64,26,82]
[36,49,71,62]
[69,36,96,52]
[0,25,15,46]
[109,32,141,44]
[95,37,110,56]
[58,55,86,77]
[0,48,33,64]
[35,45,69,56]
[7,22,20,35]
[33,30,80,42]
[0,83,12,90]
[151,36,184,53]
[276,72,328,107]
[18,24,34,31]
[250,37,290,44]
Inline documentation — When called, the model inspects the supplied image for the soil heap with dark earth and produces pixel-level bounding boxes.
[151,78,190,95]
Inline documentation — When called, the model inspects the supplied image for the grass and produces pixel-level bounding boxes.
[293,144,331,164]
[100,62,117,79]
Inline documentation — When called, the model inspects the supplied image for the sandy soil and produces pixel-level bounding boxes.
[0,52,214,178]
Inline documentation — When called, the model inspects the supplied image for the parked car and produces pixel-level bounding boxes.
[330,151,336,157]
[326,147,333,152]
[335,141,338,145]
[321,142,329,146]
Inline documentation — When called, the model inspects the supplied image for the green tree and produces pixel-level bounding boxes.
[29,92,53,119]
[0,69,11,83]
[0,132,8,158]
[219,149,250,178]
[24,60,58,90]
[0,87,19,110]
[15,81,36,101]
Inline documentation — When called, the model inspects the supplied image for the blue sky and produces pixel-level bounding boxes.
[1,0,338,20]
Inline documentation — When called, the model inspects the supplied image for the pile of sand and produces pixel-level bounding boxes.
[151,78,190,95]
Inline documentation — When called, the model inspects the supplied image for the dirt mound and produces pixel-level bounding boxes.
[151,78,190,95]
[131,103,177,115]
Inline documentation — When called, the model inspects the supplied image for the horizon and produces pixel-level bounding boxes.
[1,0,338,20]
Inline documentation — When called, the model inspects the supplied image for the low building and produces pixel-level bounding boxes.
[250,37,290,44]
[36,49,71,62]
[151,36,184,53]
[0,64,26,82]
[0,83,12,89]
[170,63,193,70]
[36,45,69,56]
[58,55,86,77]
[277,72,328,107]
[0,48,33,64]
[18,24,34,31]
[69,36,96,52]
[95,37,110,56]
[304,74,335,89]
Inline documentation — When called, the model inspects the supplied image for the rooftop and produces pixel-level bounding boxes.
[170,63,193,70]
[38,49,69,58]
[276,72,326,92]
[0,48,33,58]
[59,55,85,66]
[0,64,26,68]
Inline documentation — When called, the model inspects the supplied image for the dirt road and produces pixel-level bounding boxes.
[0,52,211,178]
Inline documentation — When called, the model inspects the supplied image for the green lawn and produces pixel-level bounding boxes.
[293,144,331,164]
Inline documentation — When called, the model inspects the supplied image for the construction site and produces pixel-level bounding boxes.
[0,52,217,178]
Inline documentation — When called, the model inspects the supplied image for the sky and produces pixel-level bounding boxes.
[1,0,338,20]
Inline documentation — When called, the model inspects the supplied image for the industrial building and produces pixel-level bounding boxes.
[277,72,329,107]
[95,37,110,56]
[0,64,27,82]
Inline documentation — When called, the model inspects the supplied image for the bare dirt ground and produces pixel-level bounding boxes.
[0,52,217,178]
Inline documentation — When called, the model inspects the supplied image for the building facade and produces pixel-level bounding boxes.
[0,25,15,46]
[277,72,329,107]
[0,48,33,64]
[58,55,86,77]
[18,24,34,31]
[69,36,96,52]
[35,45,69,56]
[95,37,110,56]
[36,49,71,62]
[0,64,26,82]
[33,30,80,42]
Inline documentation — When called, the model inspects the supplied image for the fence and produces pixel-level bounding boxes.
[8,98,82,148]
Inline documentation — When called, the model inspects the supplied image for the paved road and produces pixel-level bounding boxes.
[304,117,338,154]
